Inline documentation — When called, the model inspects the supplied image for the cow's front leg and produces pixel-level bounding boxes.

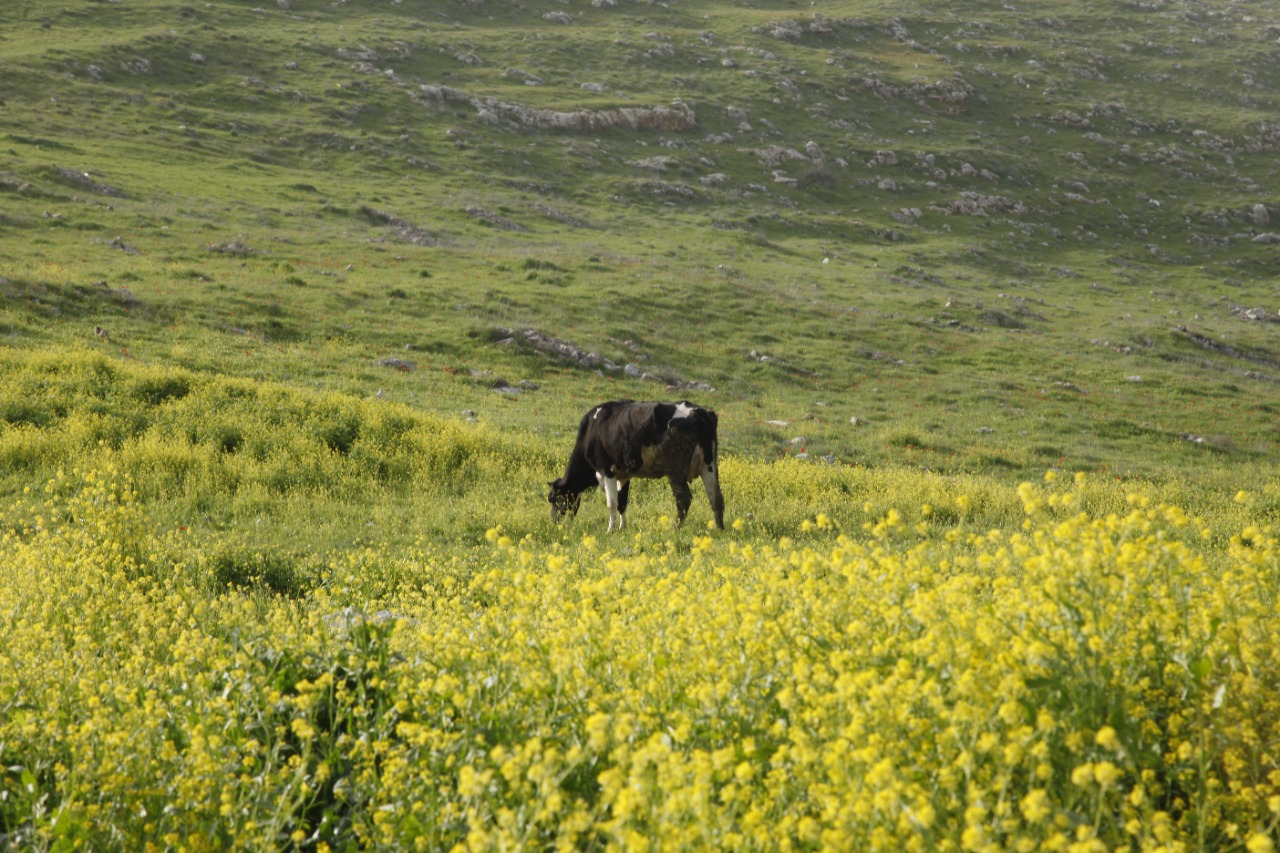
[598,473,622,532]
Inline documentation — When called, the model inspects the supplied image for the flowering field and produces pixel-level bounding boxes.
[6,0,1280,844]
[3,452,1278,851]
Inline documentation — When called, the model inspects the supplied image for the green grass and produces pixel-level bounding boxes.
[13,27,1280,458]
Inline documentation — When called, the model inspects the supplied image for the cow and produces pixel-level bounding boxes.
[549,400,725,532]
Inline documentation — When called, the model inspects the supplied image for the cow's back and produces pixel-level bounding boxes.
[578,400,716,478]
[579,400,654,468]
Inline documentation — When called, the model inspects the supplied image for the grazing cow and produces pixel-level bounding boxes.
[549,400,725,532]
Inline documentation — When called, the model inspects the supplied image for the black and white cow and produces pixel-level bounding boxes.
[549,400,725,532]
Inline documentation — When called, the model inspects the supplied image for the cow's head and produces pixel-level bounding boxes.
[548,478,582,521]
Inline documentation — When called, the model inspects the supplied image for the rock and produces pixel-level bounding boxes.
[466,206,527,231]
[767,19,804,40]
[630,155,679,171]
[1231,304,1280,323]
[337,46,379,62]
[503,68,543,85]
[492,379,520,395]
[376,358,416,371]
[531,203,593,229]
[420,85,695,133]
[57,168,123,197]
[739,145,809,167]
[359,206,440,246]
[207,239,254,255]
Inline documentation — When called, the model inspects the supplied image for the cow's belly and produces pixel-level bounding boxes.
[619,442,706,482]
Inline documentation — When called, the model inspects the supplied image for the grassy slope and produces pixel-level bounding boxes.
[1,0,1279,503]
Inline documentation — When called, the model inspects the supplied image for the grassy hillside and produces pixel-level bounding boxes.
[2,0,1278,490]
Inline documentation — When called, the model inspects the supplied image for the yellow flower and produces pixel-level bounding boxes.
[1246,834,1275,853]
[1092,761,1122,787]
[457,765,491,798]
[1019,789,1051,823]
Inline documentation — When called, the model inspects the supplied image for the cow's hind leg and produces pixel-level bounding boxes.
[701,467,725,530]
[617,481,631,531]
[669,477,693,526]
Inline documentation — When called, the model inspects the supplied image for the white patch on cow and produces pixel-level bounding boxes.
[672,402,696,421]
[592,407,602,420]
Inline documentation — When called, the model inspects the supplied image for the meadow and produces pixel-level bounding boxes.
[2,351,1279,851]
[2,0,1280,849]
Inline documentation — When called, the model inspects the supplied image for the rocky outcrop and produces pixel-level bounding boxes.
[417,85,694,133]
[358,206,440,246]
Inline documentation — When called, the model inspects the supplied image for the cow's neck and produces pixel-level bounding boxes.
[561,451,599,494]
